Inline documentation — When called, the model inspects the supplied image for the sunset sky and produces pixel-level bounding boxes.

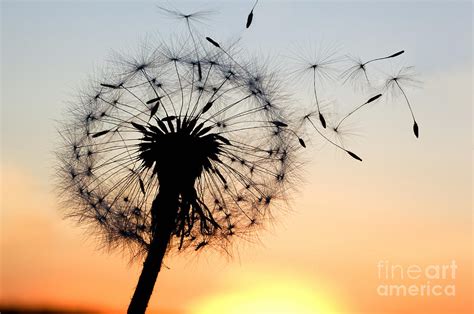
[1,1,472,313]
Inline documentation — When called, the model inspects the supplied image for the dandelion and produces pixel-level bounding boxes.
[289,45,341,129]
[55,10,303,313]
[342,50,405,87]
[384,66,420,138]
[55,3,422,312]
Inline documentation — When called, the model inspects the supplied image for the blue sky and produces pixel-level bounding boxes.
[1,1,471,181]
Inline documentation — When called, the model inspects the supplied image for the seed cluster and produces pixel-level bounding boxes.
[56,34,302,256]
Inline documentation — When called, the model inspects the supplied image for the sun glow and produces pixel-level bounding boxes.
[191,276,344,314]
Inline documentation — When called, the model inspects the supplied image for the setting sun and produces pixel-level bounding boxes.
[191,275,344,314]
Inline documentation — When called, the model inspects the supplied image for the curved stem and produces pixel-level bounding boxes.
[395,80,416,122]
[363,50,404,66]
[307,117,362,161]
[312,68,320,111]
[336,101,368,130]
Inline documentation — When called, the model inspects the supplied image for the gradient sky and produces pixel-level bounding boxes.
[1,1,472,313]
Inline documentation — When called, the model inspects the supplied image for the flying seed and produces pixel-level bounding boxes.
[272,121,288,127]
[100,83,119,89]
[298,138,306,148]
[206,37,220,48]
[388,50,405,58]
[413,121,419,138]
[367,94,382,103]
[246,10,254,28]
[146,97,160,104]
[92,129,110,138]
[319,113,326,128]
[347,151,362,161]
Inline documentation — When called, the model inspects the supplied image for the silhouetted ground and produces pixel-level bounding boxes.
[0,306,98,314]
[0,306,185,314]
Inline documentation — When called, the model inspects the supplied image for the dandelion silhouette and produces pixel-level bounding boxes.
[295,47,415,160]
[56,3,422,313]
[56,6,304,313]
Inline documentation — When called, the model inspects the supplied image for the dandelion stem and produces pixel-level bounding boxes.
[128,187,180,314]
[174,61,185,117]
[312,68,320,108]
[363,69,370,85]
[312,68,326,128]
[252,0,259,11]
[394,80,416,122]
[394,80,418,137]
[186,19,202,80]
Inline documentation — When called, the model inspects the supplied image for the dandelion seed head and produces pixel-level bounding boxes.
[384,66,420,98]
[56,33,302,258]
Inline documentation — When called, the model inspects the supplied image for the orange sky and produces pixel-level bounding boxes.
[1,129,472,314]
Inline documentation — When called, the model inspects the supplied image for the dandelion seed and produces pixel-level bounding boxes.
[92,129,110,138]
[138,177,146,195]
[195,241,208,251]
[272,121,288,127]
[131,122,147,133]
[347,151,362,161]
[413,121,419,138]
[149,103,159,119]
[385,66,420,138]
[246,0,259,29]
[341,56,370,86]
[100,83,119,89]
[197,61,203,81]
[319,112,326,128]
[342,50,404,87]
[335,94,382,131]
[305,115,362,162]
[298,137,306,148]
[161,116,176,122]
[289,45,341,128]
[364,50,405,65]
[146,97,161,104]
[200,101,214,114]
[246,11,254,28]
[206,36,220,48]
[157,6,214,25]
